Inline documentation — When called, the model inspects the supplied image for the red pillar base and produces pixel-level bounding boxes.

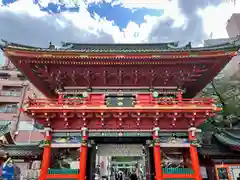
[188,128,202,180]
[79,127,88,180]
[153,127,163,180]
[39,130,52,180]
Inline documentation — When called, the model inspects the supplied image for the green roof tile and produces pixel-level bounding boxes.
[214,129,240,147]
[1,39,240,53]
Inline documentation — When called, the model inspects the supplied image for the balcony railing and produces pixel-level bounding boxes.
[27,97,216,109]
[0,90,21,97]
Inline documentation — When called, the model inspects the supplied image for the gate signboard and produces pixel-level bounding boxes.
[97,144,143,156]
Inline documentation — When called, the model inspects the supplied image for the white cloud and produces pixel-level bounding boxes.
[111,0,170,10]
[0,0,239,52]
[0,0,162,46]
[1,0,48,17]
[199,1,240,39]
[0,0,116,47]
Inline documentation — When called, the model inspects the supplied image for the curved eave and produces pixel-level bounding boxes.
[1,42,240,54]
[2,48,238,61]
[214,131,240,151]
[0,144,43,157]
[3,55,54,98]
[2,45,239,98]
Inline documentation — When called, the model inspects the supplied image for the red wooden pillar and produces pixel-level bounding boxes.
[79,127,88,180]
[39,129,52,180]
[152,127,163,180]
[188,127,202,180]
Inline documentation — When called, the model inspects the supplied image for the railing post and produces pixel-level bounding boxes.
[79,127,88,180]
[177,88,183,105]
[188,127,202,180]
[58,93,63,104]
[39,128,52,180]
[152,127,163,180]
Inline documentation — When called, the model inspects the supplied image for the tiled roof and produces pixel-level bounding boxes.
[0,144,42,157]
[199,129,240,155]
[14,131,44,143]
[0,122,11,137]
[1,39,240,53]
[214,129,240,148]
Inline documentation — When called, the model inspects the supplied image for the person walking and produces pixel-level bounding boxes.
[130,170,138,180]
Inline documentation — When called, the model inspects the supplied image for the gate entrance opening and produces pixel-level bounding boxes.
[86,138,155,180]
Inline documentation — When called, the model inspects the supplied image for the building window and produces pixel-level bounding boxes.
[2,86,22,91]
[0,91,21,97]
[5,104,18,113]
[0,86,22,97]
[17,74,27,81]
[0,73,10,80]
[0,104,18,113]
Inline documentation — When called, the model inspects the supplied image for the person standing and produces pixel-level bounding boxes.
[130,170,138,180]
[2,158,14,180]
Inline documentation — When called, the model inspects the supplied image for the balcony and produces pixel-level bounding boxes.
[26,95,219,113]
[0,90,21,102]
[0,104,18,120]
[0,91,21,97]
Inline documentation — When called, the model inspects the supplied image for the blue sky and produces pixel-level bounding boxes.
[0,0,239,65]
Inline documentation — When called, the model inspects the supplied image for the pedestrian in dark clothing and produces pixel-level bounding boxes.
[130,172,138,180]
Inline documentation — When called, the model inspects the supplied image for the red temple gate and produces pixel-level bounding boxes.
[1,40,239,180]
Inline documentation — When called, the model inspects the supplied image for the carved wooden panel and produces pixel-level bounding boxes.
[31,64,211,90]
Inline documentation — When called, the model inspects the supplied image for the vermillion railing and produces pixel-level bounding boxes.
[139,97,214,106]
[27,97,215,107]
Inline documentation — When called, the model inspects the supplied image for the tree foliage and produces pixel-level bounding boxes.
[200,70,240,128]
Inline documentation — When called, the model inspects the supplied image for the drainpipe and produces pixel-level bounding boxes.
[11,82,28,135]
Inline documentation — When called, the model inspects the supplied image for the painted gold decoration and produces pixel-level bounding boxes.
[152,91,159,98]
[117,101,123,106]
[152,138,160,146]
[190,140,201,147]
[117,97,124,101]
[81,139,88,146]
[39,140,51,147]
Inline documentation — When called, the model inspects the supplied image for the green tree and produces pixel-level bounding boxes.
[200,71,240,128]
